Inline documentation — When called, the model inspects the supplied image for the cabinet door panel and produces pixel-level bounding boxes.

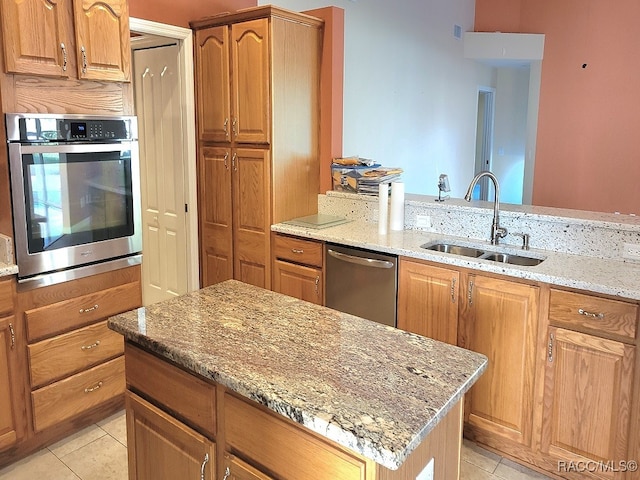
[73,0,131,81]
[126,392,215,480]
[195,26,231,143]
[541,327,634,479]
[397,259,458,345]
[233,149,270,288]
[0,316,18,450]
[1,0,68,76]
[273,260,322,305]
[199,147,233,287]
[463,275,538,447]
[224,453,273,480]
[231,19,270,144]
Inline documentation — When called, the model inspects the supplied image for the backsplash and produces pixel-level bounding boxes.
[318,192,640,261]
[0,234,13,264]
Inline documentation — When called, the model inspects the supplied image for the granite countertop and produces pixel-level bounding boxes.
[272,220,640,301]
[108,280,487,470]
[0,262,18,278]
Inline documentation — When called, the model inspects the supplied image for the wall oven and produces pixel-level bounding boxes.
[6,113,141,283]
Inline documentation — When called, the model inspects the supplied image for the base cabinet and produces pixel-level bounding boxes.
[0,310,20,450]
[272,234,323,305]
[459,274,539,448]
[126,392,216,480]
[537,289,639,480]
[397,259,458,345]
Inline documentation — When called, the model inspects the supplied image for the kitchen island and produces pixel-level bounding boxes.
[108,280,487,479]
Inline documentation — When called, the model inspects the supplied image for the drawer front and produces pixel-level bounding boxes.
[273,235,323,267]
[125,344,216,437]
[26,281,141,342]
[31,356,125,432]
[549,289,638,340]
[29,321,124,388]
[0,279,13,316]
[224,393,371,480]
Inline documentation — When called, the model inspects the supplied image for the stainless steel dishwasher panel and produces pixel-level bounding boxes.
[325,244,397,327]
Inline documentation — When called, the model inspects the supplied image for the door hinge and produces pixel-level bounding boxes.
[185,203,188,213]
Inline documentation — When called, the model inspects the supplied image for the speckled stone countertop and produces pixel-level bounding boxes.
[272,220,640,301]
[108,280,487,470]
[0,263,18,278]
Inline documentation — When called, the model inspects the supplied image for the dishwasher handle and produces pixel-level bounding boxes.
[327,249,395,269]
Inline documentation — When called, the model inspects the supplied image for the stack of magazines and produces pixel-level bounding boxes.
[356,167,403,195]
[331,162,403,195]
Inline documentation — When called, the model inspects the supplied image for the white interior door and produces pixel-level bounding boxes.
[134,44,188,305]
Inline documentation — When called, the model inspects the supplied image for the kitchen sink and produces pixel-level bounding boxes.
[421,242,545,266]
[422,243,484,258]
[480,252,544,266]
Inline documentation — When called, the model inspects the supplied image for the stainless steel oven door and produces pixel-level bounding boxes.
[8,141,141,279]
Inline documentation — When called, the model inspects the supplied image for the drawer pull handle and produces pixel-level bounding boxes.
[81,340,101,351]
[60,42,67,71]
[200,453,210,480]
[578,308,604,319]
[221,466,230,480]
[9,323,15,349]
[548,332,554,362]
[315,275,320,296]
[79,304,99,314]
[84,381,103,393]
[291,248,304,254]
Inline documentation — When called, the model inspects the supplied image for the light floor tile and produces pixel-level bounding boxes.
[0,449,79,480]
[460,459,498,480]
[97,410,127,447]
[60,435,128,480]
[494,457,554,480]
[462,439,501,474]
[48,423,107,459]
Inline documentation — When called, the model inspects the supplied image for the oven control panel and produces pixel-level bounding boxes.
[6,114,137,143]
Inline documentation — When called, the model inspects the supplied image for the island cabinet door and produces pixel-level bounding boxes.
[460,274,539,449]
[540,327,634,480]
[223,453,274,480]
[126,392,216,480]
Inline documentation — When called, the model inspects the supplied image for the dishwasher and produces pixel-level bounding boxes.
[325,243,398,327]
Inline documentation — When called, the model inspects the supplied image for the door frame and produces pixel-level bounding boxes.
[130,18,199,292]
[474,86,496,201]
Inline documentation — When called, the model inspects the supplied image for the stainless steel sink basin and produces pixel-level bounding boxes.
[421,243,484,258]
[421,242,544,266]
[480,252,544,266]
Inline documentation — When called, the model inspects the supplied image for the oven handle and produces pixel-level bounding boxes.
[16,141,136,154]
[327,249,395,269]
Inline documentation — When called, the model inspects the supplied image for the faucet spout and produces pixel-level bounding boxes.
[464,171,507,245]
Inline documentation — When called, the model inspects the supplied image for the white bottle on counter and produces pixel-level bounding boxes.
[389,181,405,231]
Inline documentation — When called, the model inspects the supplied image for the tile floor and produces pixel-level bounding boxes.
[0,410,553,480]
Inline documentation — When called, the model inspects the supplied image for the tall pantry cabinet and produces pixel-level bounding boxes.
[192,7,323,289]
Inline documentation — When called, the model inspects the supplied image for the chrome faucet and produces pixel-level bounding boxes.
[464,171,507,245]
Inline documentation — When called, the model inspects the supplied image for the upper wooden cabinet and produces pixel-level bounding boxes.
[193,7,323,289]
[196,19,269,145]
[0,0,131,81]
[72,0,131,81]
[0,0,69,77]
[196,26,231,143]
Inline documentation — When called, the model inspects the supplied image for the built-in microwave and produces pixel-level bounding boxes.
[6,113,142,283]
